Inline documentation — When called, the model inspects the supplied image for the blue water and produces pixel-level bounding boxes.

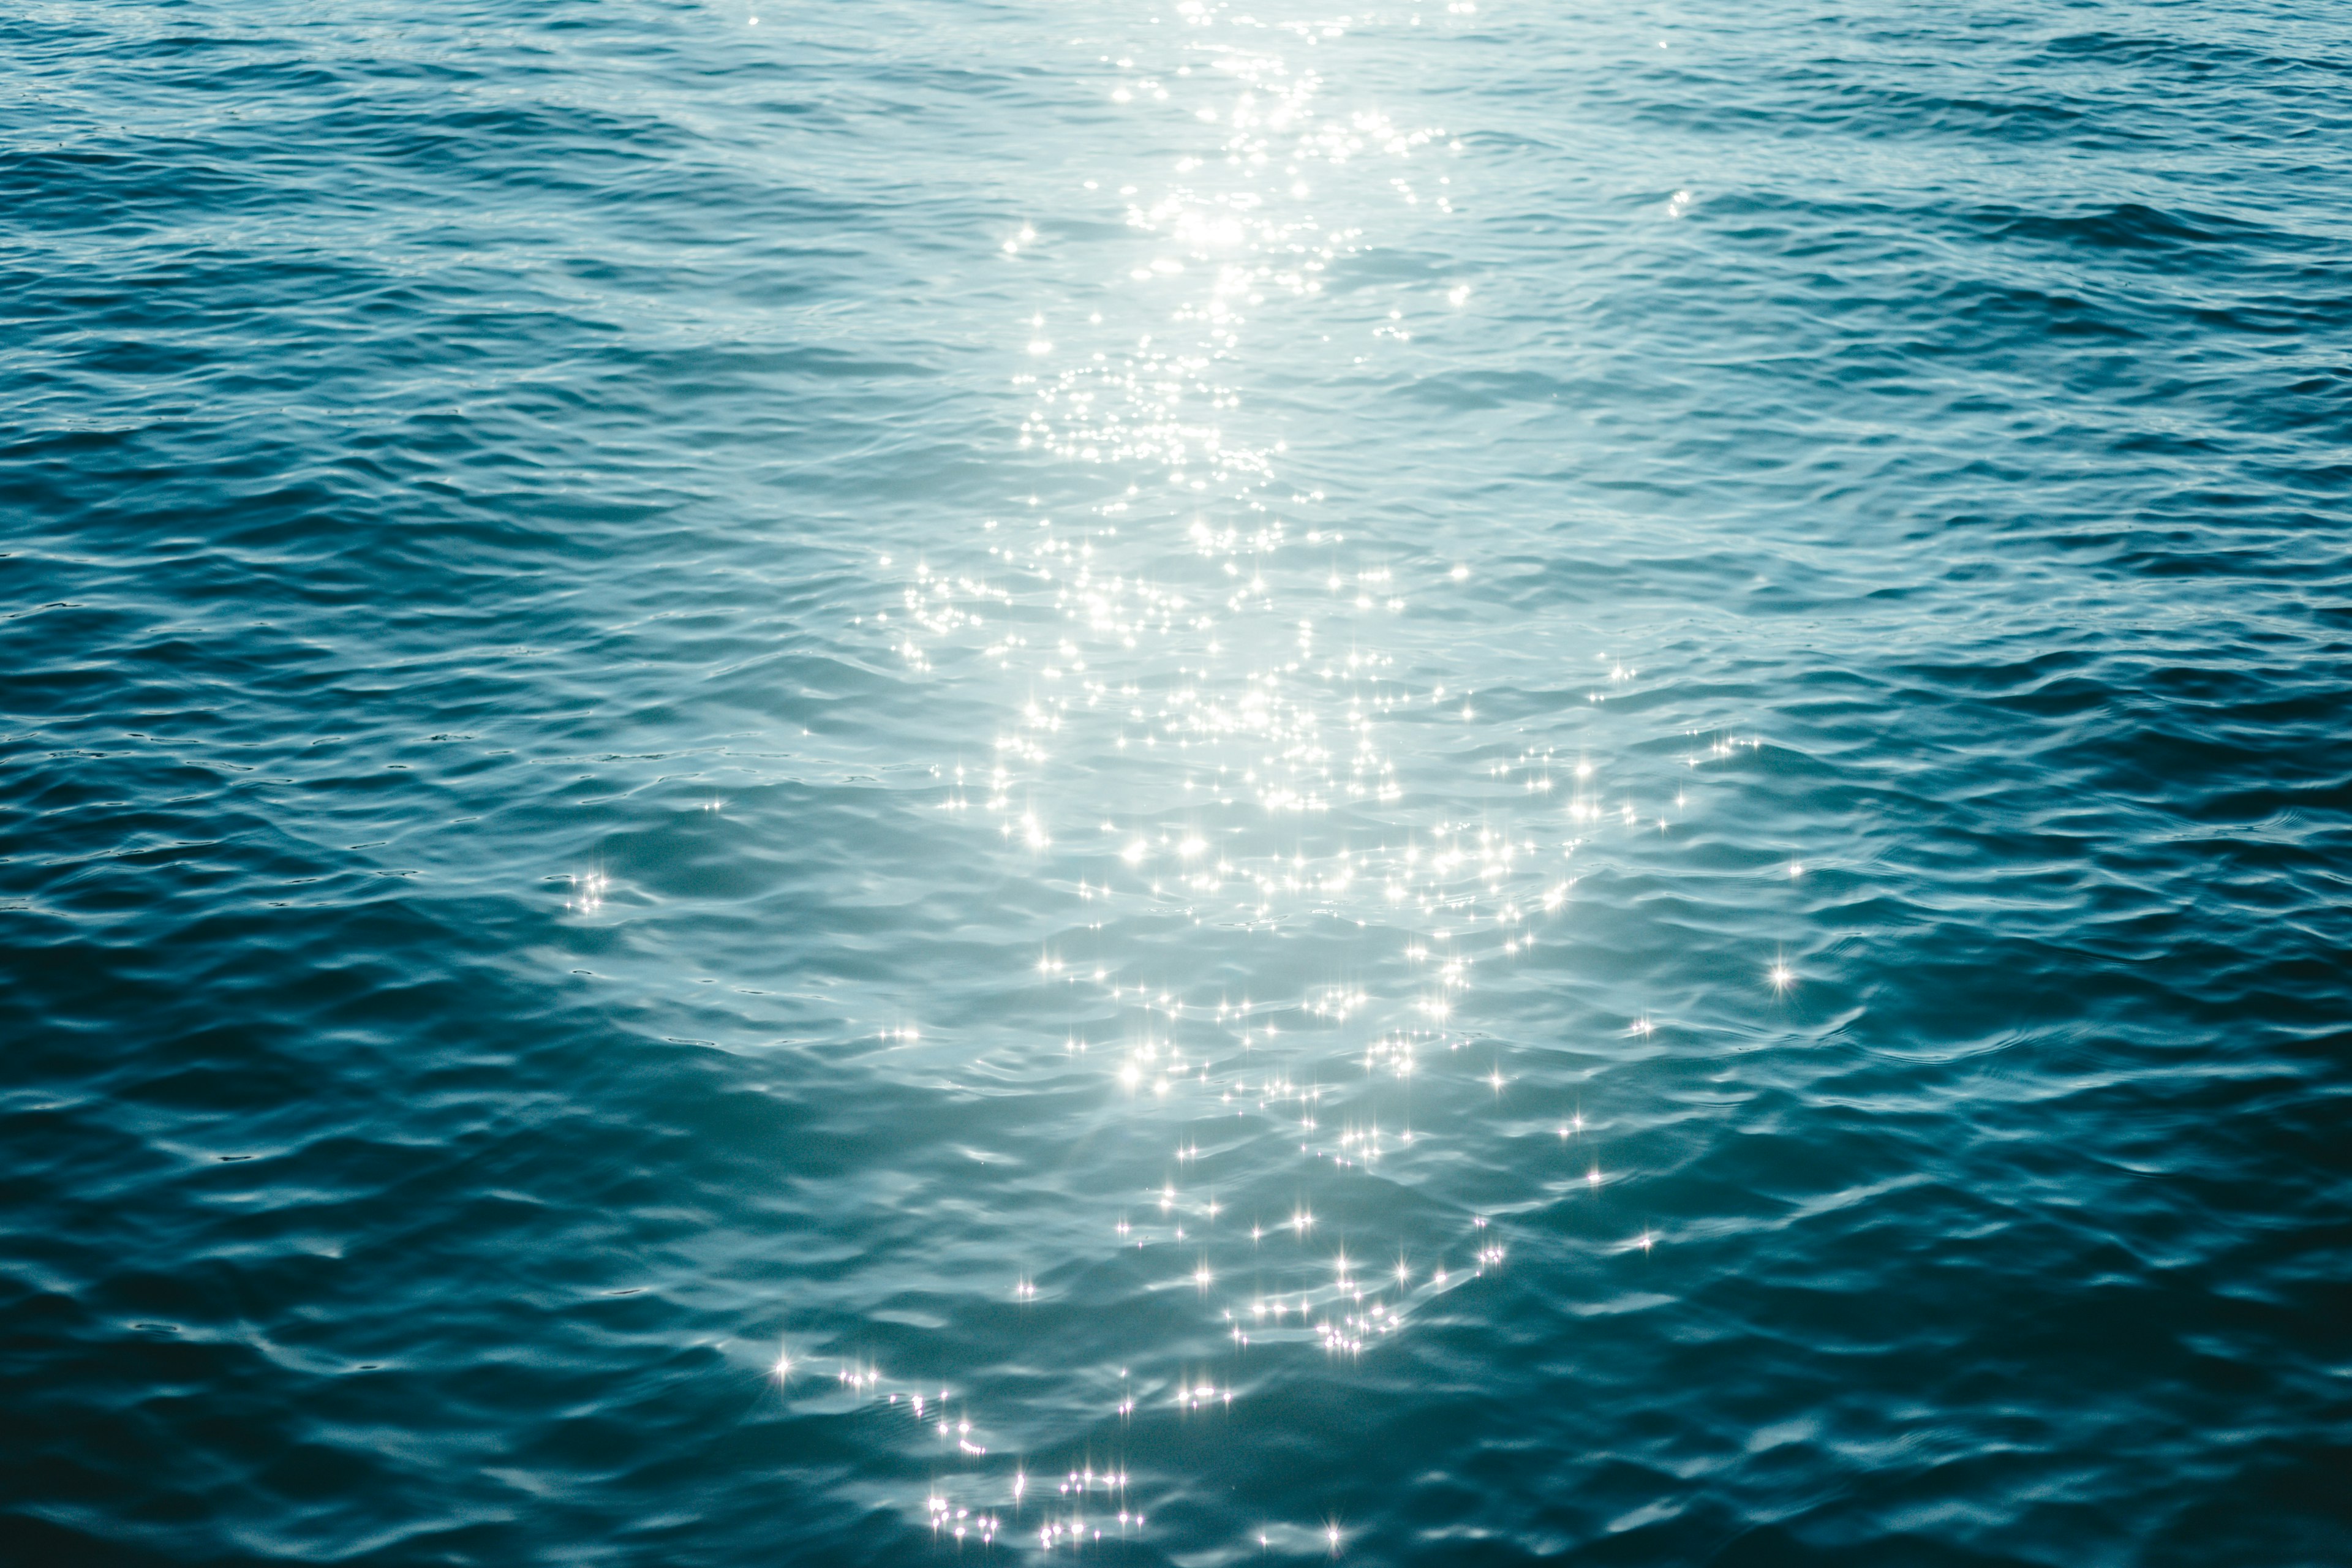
[6,1,2350,1562]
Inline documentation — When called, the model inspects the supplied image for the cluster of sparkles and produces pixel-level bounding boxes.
[733,2,1806,1553]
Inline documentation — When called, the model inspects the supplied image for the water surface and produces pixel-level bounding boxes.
[5,1,2350,1562]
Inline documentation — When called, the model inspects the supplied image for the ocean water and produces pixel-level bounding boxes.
[4,0,2350,1562]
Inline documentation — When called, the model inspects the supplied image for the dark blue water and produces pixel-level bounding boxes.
[6,1,2350,1562]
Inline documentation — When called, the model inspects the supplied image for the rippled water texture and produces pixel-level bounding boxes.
[6,0,2350,1562]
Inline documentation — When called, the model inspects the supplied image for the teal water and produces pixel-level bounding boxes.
[5,1,2350,1562]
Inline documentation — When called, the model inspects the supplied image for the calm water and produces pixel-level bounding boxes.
[6,1,2350,1562]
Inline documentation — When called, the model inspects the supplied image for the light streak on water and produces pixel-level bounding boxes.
[782,2,1761,1550]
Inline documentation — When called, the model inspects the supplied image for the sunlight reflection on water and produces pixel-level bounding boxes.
[829,4,1725,1548]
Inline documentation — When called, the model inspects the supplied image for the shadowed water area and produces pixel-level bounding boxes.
[4,0,2350,1562]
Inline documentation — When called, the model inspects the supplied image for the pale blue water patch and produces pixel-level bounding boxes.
[3,1,2350,1564]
